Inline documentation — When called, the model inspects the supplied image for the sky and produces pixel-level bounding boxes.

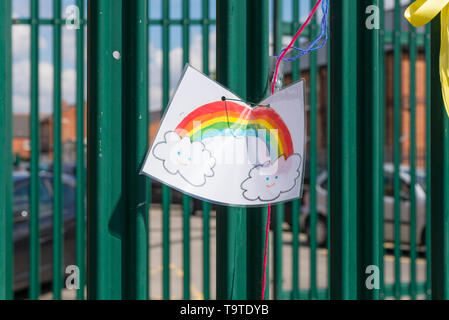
[11,0,409,115]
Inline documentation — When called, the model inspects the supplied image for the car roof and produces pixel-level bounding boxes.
[13,170,76,185]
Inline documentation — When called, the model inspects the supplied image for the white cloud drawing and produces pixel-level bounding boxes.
[153,131,216,187]
[241,154,302,202]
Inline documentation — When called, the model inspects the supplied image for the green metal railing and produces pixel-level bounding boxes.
[273,0,434,300]
[0,0,13,302]
[1,0,449,301]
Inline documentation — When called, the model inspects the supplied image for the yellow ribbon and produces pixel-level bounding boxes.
[405,0,449,116]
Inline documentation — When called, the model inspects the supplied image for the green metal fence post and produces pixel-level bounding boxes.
[216,0,248,300]
[378,0,385,299]
[246,0,269,301]
[123,0,149,300]
[329,0,359,300]
[76,0,86,300]
[425,23,432,300]
[309,0,318,300]
[430,15,449,300]
[392,0,402,300]
[87,0,125,299]
[358,0,384,300]
[30,0,41,300]
[182,0,191,300]
[202,0,211,301]
[52,0,63,300]
[88,0,149,300]
[161,0,172,300]
[0,0,13,301]
[409,17,417,300]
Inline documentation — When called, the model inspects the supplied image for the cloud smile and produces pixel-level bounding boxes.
[241,154,302,202]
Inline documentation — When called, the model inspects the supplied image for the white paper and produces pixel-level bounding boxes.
[141,64,305,207]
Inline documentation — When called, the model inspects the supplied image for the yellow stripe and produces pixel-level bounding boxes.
[405,0,449,28]
[405,0,449,117]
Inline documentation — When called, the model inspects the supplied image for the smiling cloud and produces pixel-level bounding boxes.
[241,154,302,202]
[153,131,216,187]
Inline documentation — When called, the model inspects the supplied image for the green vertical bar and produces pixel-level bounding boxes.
[309,0,318,301]
[202,0,210,76]
[291,0,299,83]
[246,0,269,301]
[123,0,149,300]
[326,2,331,300]
[272,0,284,301]
[182,0,191,300]
[424,23,431,300]
[358,0,383,300]
[0,0,13,301]
[409,22,417,300]
[30,0,41,300]
[291,200,299,299]
[378,0,385,300]
[202,0,211,301]
[202,202,210,300]
[329,0,358,300]
[87,0,124,299]
[162,0,171,300]
[273,205,283,300]
[291,0,301,300]
[52,0,63,300]
[76,0,86,300]
[216,0,247,300]
[147,2,152,297]
[430,15,449,300]
[393,0,402,300]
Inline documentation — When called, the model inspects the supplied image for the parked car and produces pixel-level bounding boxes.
[43,163,204,215]
[13,170,77,292]
[292,164,427,248]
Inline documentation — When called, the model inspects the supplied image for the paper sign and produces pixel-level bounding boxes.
[141,64,305,207]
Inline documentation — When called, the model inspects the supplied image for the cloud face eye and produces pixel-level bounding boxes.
[153,131,216,187]
[241,154,302,202]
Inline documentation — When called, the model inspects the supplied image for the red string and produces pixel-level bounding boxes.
[261,0,323,300]
[261,204,271,300]
[271,0,324,94]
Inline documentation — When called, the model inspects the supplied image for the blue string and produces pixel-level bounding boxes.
[276,0,329,62]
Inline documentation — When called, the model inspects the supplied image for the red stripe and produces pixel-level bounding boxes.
[175,101,294,158]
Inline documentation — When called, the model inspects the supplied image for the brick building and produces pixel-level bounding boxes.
[12,114,30,160]
[40,102,87,163]
[13,102,87,163]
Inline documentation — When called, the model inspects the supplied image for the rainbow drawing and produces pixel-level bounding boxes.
[174,101,294,161]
